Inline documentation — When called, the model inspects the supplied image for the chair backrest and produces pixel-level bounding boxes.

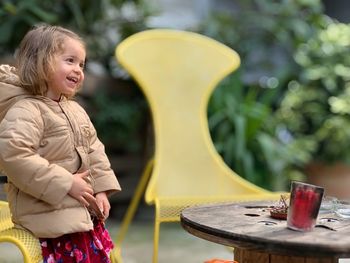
[116,29,270,204]
[0,201,13,231]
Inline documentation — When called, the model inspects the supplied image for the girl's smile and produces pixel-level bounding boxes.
[46,37,86,100]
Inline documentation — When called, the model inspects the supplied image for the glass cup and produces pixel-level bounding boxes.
[319,196,338,214]
[335,199,350,218]
[287,181,324,231]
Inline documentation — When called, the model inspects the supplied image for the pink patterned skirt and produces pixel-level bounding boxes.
[39,219,114,263]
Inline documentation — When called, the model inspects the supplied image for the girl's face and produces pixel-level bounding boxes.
[47,37,86,100]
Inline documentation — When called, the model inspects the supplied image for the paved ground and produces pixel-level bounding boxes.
[111,220,233,263]
[2,214,350,263]
[0,183,233,263]
[0,219,232,263]
[3,185,350,263]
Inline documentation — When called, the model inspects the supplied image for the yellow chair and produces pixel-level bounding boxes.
[0,200,42,263]
[112,29,281,263]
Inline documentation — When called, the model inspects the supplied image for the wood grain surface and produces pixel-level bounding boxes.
[181,201,350,262]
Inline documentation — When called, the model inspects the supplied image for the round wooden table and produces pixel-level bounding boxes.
[180,201,350,263]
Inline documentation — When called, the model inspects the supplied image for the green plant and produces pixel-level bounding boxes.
[0,0,153,155]
[209,72,295,190]
[276,22,350,167]
[0,0,55,55]
[199,0,330,91]
[0,0,154,73]
[203,0,330,190]
[89,88,147,154]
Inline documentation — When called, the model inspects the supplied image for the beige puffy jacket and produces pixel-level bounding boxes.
[0,65,121,238]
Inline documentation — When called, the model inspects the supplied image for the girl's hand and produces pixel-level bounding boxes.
[96,191,111,220]
[68,170,94,206]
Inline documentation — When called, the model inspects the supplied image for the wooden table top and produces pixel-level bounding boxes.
[180,201,350,258]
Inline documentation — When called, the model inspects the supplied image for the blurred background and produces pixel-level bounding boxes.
[1,0,350,226]
[2,0,350,262]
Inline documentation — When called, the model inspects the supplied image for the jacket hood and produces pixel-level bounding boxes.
[0,64,30,122]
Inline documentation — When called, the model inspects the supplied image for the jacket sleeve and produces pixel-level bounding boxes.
[0,104,74,205]
[86,114,121,195]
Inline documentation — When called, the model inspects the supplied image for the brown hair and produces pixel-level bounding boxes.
[15,24,85,96]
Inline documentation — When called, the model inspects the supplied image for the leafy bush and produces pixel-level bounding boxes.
[200,0,330,90]
[277,22,350,168]
[89,87,148,154]
[202,0,330,190]
[0,0,153,154]
[0,0,154,74]
[209,72,294,190]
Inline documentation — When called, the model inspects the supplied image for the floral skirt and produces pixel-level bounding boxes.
[39,220,114,263]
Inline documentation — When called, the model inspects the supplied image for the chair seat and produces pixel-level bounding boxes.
[0,200,13,231]
[0,228,42,263]
[156,193,282,222]
[0,201,42,263]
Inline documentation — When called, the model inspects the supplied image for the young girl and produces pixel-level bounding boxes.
[0,25,121,262]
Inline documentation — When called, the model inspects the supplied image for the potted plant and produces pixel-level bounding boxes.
[276,22,350,198]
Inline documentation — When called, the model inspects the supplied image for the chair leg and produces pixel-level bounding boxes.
[110,249,123,263]
[152,219,160,263]
[112,159,154,262]
[115,159,154,247]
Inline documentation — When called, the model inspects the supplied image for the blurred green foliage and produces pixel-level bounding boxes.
[201,0,331,190]
[0,0,154,154]
[0,0,154,72]
[200,0,330,89]
[1,0,348,190]
[208,72,292,190]
[90,88,147,154]
[277,22,350,168]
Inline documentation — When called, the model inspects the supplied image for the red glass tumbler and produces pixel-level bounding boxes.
[287,181,324,231]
